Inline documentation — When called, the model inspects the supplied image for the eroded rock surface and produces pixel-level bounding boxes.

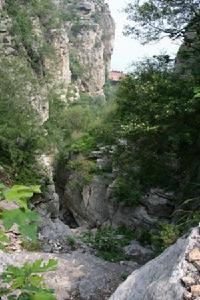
[0,250,138,300]
[109,226,200,300]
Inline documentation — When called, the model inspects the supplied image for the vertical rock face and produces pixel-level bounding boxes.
[55,0,115,98]
[0,0,114,121]
[0,0,4,10]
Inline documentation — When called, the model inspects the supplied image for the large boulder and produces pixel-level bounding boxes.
[140,188,174,218]
[109,227,200,300]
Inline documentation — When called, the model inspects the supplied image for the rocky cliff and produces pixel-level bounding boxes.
[0,0,114,122]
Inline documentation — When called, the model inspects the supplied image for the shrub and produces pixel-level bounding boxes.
[151,223,180,253]
[0,183,57,299]
[70,134,96,155]
[69,50,84,80]
[66,235,77,248]
[82,226,135,262]
[114,176,141,207]
[68,158,97,187]
[0,57,47,184]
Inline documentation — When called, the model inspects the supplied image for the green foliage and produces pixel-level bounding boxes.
[114,176,141,207]
[68,158,97,189]
[0,184,56,299]
[113,57,200,204]
[0,57,47,184]
[0,229,10,251]
[82,226,135,262]
[69,50,85,80]
[3,209,39,241]
[70,134,96,155]
[21,239,41,252]
[0,184,41,242]
[4,185,41,210]
[0,259,57,299]
[66,235,77,248]
[124,0,200,43]
[151,223,180,253]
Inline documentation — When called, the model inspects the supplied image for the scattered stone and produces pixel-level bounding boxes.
[39,218,73,252]
[188,248,200,262]
[191,285,200,297]
[183,291,192,300]
[194,260,200,271]
[182,276,196,287]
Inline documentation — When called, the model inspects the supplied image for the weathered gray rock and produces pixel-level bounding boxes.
[123,240,154,264]
[109,205,158,228]
[65,172,158,228]
[141,188,174,217]
[39,218,72,241]
[109,227,200,300]
[65,175,110,226]
[0,250,138,300]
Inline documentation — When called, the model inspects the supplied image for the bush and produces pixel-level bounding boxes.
[68,158,97,188]
[69,50,85,80]
[114,176,141,207]
[0,57,47,184]
[70,134,96,155]
[151,223,180,253]
[82,226,135,262]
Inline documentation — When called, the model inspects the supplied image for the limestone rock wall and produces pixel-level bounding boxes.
[55,0,115,98]
[0,0,114,122]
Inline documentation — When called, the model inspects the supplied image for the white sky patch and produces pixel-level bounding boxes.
[105,0,181,71]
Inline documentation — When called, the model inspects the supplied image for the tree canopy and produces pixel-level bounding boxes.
[124,0,200,43]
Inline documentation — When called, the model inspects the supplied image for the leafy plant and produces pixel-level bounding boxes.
[66,235,77,249]
[0,229,10,251]
[0,183,41,242]
[82,226,135,262]
[114,176,141,207]
[151,223,180,253]
[0,259,57,299]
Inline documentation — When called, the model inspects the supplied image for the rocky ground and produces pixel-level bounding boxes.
[0,250,138,300]
[0,187,199,300]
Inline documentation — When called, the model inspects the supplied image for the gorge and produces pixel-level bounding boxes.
[0,0,199,299]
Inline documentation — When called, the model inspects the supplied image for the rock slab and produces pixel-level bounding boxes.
[109,227,200,300]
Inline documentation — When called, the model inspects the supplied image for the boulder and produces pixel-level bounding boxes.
[109,227,200,300]
[109,205,158,229]
[39,218,73,252]
[141,188,174,217]
[123,240,154,264]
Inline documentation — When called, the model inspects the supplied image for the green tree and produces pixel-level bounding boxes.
[114,57,200,202]
[0,57,46,184]
[124,0,200,43]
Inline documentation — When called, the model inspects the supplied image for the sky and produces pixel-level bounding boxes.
[105,0,181,71]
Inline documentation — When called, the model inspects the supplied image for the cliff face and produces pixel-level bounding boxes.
[0,0,115,121]
[55,0,115,98]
